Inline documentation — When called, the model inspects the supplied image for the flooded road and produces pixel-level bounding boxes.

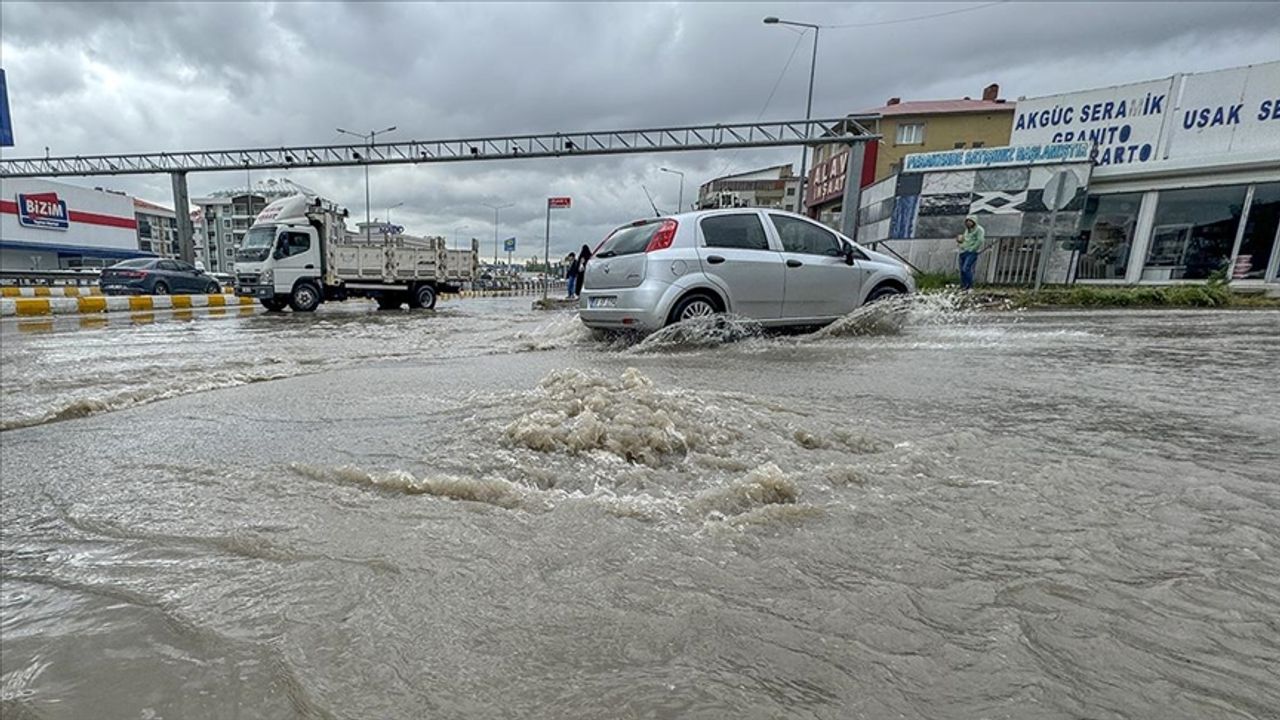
[2,298,1278,719]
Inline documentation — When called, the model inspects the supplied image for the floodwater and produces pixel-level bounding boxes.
[2,297,1278,719]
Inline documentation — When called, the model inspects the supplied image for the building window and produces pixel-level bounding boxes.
[1077,193,1143,280]
[1144,185,1248,281]
[786,187,796,196]
[972,141,985,148]
[896,123,924,145]
[1226,182,1278,280]
[222,218,232,229]
[954,142,966,149]
[225,247,234,258]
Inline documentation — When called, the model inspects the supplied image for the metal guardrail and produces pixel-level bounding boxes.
[1,269,103,286]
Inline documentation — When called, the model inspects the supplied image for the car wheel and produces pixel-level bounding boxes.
[867,285,903,303]
[289,282,321,312]
[669,293,720,326]
[153,282,169,295]
[260,297,288,312]
[408,285,437,310]
[205,281,221,294]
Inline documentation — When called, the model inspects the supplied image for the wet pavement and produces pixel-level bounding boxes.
[2,297,1278,719]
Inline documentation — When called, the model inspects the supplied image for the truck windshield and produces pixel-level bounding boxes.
[236,225,276,262]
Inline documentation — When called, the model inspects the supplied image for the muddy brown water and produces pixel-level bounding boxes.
[2,298,1278,719]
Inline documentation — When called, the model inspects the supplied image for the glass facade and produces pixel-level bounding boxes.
[1234,182,1280,280]
[1143,185,1247,281]
[1077,193,1142,280]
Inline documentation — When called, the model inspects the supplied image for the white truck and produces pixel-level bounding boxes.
[233,194,478,312]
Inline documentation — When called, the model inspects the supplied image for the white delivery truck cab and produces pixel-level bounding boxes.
[234,194,477,312]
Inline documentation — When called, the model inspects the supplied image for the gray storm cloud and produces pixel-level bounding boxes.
[2,1,1277,254]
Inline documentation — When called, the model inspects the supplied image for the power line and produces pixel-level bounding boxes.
[711,27,808,181]
[823,1,1010,29]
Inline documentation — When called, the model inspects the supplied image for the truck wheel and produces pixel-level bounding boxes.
[289,282,321,312]
[376,295,403,310]
[409,285,437,310]
[260,297,288,312]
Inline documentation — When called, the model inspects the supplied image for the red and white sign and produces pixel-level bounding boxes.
[16,192,69,230]
[548,197,572,208]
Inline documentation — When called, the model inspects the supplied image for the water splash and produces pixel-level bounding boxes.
[804,292,975,341]
[628,314,764,353]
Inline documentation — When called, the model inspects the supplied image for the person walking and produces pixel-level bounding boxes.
[955,215,985,290]
[564,252,578,298]
[574,244,592,298]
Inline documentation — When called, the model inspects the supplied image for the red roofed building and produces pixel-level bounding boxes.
[807,84,1014,227]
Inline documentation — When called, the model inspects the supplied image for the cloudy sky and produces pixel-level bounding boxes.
[2,1,1278,257]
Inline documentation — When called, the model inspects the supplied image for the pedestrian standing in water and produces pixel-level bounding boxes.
[955,215,985,290]
[564,252,578,298]
[574,244,592,298]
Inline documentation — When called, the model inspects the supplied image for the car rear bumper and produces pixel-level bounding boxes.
[578,280,669,331]
[99,283,148,296]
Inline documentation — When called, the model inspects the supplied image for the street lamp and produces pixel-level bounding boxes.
[336,125,397,240]
[659,167,685,213]
[386,202,404,228]
[764,16,820,212]
[482,202,515,268]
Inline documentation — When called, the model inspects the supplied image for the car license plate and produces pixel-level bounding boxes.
[589,296,617,308]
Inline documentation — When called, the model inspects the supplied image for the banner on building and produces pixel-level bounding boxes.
[902,143,1090,173]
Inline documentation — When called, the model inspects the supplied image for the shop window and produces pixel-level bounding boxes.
[1144,185,1247,281]
[1077,193,1142,280]
[896,123,924,145]
[1233,182,1280,280]
[954,142,966,149]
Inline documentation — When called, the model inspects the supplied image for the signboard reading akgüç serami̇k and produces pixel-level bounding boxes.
[1010,60,1280,172]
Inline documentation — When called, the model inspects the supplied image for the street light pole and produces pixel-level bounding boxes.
[482,202,515,268]
[337,125,397,240]
[659,167,685,213]
[764,17,820,214]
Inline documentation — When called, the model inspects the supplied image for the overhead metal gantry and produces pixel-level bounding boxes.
[0,116,879,261]
[0,117,877,177]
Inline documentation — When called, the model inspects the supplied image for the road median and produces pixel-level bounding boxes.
[1,294,257,317]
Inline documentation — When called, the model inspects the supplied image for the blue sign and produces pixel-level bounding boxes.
[503,237,516,252]
[17,192,69,230]
[903,142,1091,173]
[0,69,12,147]
[380,223,404,234]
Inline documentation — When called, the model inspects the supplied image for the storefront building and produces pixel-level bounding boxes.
[1012,61,1280,286]
[0,178,148,271]
[855,61,1279,287]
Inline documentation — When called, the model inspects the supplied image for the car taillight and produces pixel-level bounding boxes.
[644,219,678,253]
[116,270,146,279]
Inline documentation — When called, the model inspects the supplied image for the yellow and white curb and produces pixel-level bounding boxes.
[1,286,104,297]
[1,294,256,317]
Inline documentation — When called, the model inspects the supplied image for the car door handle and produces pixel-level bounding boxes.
[786,259,804,268]
[304,264,315,269]
[706,255,726,265]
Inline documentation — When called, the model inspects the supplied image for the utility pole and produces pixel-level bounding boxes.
[482,202,514,268]
[764,17,821,213]
[659,167,685,213]
[337,125,396,241]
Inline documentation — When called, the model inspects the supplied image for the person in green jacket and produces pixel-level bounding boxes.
[955,215,985,290]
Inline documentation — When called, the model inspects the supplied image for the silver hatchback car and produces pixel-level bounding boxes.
[578,208,915,331]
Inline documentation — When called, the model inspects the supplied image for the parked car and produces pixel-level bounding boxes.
[578,209,915,332]
[99,258,222,296]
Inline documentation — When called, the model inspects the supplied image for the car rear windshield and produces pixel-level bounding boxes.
[595,221,665,258]
[113,258,153,268]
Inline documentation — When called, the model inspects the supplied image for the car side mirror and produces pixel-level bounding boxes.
[844,247,856,266]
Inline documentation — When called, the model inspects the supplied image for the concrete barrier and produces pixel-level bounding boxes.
[1,286,105,297]
[0,294,256,317]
